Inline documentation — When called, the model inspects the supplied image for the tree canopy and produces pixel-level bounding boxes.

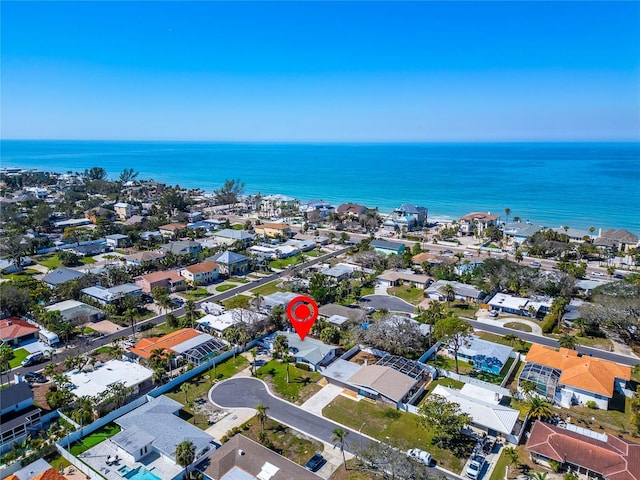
[213,179,245,205]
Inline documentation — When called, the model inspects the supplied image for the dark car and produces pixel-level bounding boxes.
[305,453,325,472]
[24,372,47,383]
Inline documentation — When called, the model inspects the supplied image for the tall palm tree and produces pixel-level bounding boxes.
[529,473,549,480]
[255,404,269,434]
[184,300,197,328]
[442,283,456,310]
[175,440,196,478]
[525,396,553,421]
[332,428,349,469]
[504,208,511,225]
[503,446,519,475]
[180,383,192,404]
[558,333,577,350]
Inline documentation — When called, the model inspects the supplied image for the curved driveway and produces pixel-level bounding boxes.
[360,294,416,314]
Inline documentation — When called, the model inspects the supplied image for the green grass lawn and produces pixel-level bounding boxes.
[83,327,98,335]
[37,254,62,270]
[323,396,473,472]
[249,281,284,296]
[421,377,465,399]
[222,296,251,309]
[231,224,245,230]
[80,257,96,264]
[69,424,121,456]
[360,286,375,296]
[269,256,304,269]
[8,348,29,368]
[180,287,211,301]
[503,322,532,332]
[215,284,236,292]
[256,360,322,404]
[47,454,72,471]
[447,302,480,318]
[475,331,532,353]
[1,269,39,280]
[229,277,250,284]
[153,323,183,336]
[388,285,424,305]
[489,448,512,480]
[303,250,321,257]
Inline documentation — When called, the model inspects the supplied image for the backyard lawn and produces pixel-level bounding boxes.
[322,396,473,472]
[421,377,465,399]
[256,360,322,404]
[179,287,211,301]
[388,285,424,305]
[475,331,532,353]
[8,348,29,368]
[269,255,304,270]
[69,424,121,456]
[447,301,480,317]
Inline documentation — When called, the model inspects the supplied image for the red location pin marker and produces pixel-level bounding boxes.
[286,295,319,341]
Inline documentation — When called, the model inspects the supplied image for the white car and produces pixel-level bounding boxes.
[407,448,432,466]
[466,456,486,479]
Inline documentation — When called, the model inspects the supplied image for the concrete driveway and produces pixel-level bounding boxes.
[360,294,416,314]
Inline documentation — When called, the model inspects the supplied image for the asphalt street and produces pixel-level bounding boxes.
[209,377,457,480]
[360,294,416,314]
[12,246,351,379]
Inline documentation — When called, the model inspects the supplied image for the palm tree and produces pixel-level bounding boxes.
[255,404,269,434]
[44,362,57,381]
[503,446,519,476]
[184,300,197,328]
[529,473,549,480]
[525,396,553,421]
[442,283,456,310]
[503,334,518,346]
[558,334,577,350]
[180,383,192,404]
[332,428,349,469]
[224,327,240,362]
[175,440,196,478]
[0,343,14,386]
[250,347,259,376]
[504,208,511,225]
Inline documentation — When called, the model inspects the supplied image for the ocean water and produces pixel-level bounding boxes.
[1,140,639,234]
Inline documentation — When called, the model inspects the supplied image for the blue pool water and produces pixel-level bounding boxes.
[123,467,162,480]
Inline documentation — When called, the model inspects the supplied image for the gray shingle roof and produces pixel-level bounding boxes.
[371,239,405,251]
[209,250,249,264]
[0,382,33,411]
[42,268,85,286]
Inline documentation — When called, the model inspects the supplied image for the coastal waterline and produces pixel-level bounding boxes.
[1,140,639,234]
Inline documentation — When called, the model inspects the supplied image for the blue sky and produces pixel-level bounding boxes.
[2,1,639,141]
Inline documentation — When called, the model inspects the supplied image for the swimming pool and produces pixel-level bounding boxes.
[119,466,162,480]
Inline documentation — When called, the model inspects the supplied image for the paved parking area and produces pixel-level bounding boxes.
[360,294,416,313]
[300,383,344,415]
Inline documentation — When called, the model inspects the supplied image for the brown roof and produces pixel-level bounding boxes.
[337,203,367,215]
[460,212,501,222]
[347,365,418,403]
[526,344,631,397]
[184,261,219,274]
[202,434,321,480]
[412,252,456,265]
[0,317,39,341]
[129,328,202,359]
[136,269,184,284]
[527,421,640,480]
[600,229,638,244]
[159,223,187,231]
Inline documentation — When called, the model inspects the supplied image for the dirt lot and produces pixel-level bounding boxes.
[349,350,380,365]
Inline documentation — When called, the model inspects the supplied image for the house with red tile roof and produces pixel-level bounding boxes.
[519,344,631,409]
[526,421,640,480]
[134,269,185,293]
[459,212,501,236]
[128,328,226,365]
[0,318,39,346]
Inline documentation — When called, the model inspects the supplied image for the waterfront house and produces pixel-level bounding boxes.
[391,204,428,231]
[518,344,631,409]
[180,261,219,285]
[459,212,501,236]
[337,203,368,219]
[595,228,639,252]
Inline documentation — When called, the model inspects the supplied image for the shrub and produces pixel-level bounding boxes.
[382,408,401,419]
[549,460,561,473]
[541,314,557,334]
[295,362,311,372]
[586,400,598,409]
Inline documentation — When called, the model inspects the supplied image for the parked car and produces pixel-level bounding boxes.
[21,351,44,367]
[24,372,47,383]
[529,261,541,267]
[407,448,432,466]
[466,456,486,479]
[305,453,325,472]
[443,249,454,254]
[488,310,499,317]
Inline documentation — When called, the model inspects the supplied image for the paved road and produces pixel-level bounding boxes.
[360,294,416,314]
[465,318,640,366]
[12,247,351,379]
[209,377,456,480]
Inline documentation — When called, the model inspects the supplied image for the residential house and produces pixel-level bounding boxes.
[300,200,335,217]
[160,239,202,257]
[200,434,321,480]
[180,261,219,285]
[81,284,143,305]
[337,203,368,219]
[487,292,552,318]
[341,363,422,405]
[526,421,640,480]
[212,228,255,246]
[65,359,153,399]
[446,335,513,375]
[426,280,485,303]
[551,226,591,243]
[207,250,250,275]
[105,234,131,248]
[45,300,105,323]
[5,459,66,480]
[284,238,316,251]
[129,328,226,365]
[84,207,114,224]
[391,204,428,231]
[113,202,136,220]
[52,217,92,229]
[318,304,365,323]
[519,344,631,409]
[0,383,41,455]
[0,256,33,274]
[377,270,431,289]
[197,309,267,336]
[412,252,457,267]
[432,384,521,443]
[320,263,355,282]
[109,396,214,465]
[260,292,300,313]
[459,212,501,236]
[123,251,165,266]
[263,331,339,371]
[503,222,543,244]
[254,222,292,239]
[134,269,185,293]
[0,318,39,346]
[140,231,163,242]
[370,239,406,256]
[124,215,147,227]
[67,240,108,257]
[158,223,187,239]
[595,228,639,253]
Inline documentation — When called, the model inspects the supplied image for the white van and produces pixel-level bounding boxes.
[22,351,44,367]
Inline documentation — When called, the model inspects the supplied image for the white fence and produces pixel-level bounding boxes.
[436,369,511,397]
